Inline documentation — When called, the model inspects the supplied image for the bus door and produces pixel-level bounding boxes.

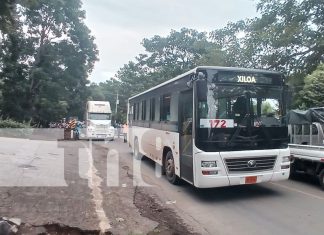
[179,90,194,183]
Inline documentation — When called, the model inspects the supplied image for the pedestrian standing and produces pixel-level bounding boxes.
[122,123,128,143]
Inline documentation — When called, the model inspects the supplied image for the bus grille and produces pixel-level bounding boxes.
[225,156,277,173]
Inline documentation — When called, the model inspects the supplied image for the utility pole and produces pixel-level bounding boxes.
[115,91,119,114]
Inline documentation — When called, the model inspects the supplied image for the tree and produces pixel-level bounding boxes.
[0,0,98,124]
[298,63,324,108]
[0,0,16,34]
[249,0,324,75]
[142,28,211,79]
[96,28,243,121]
[106,28,215,122]
[210,21,250,67]
[88,83,105,101]
[209,0,324,107]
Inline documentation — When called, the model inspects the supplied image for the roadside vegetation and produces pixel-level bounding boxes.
[0,118,30,128]
[0,0,98,126]
[0,0,323,125]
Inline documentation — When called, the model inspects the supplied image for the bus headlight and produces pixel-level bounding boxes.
[201,161,217,168]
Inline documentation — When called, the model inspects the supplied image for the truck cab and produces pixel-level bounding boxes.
[85,101,115,140]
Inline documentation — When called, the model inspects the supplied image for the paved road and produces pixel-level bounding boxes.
[111,139,324,235]
[1,136,324,234]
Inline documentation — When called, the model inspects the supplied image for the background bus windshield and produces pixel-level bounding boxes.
[196,80,288,152]
[89,113,111,120]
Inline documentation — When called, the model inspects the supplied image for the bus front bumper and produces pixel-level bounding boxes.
[193,149,290,188]
[194,171,289,188]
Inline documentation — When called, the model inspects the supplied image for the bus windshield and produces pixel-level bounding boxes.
[89,113,111,120]
[196,82,288,152]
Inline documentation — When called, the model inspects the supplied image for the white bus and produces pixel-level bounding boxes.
[85,101,115,140]
[128,66,290,188]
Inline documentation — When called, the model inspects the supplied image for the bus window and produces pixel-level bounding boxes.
[150,98,155,121]
[136,103,139,120]
[170,93,179,122]
[155,97,160,121]
[145,100,150,121]
[132,104,136,120]
[161,94,171,121]
[141,100,146,120]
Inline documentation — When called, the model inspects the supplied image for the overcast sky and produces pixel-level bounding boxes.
[82,0,259,84]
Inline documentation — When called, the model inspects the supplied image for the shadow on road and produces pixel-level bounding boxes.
[289,173,321,188]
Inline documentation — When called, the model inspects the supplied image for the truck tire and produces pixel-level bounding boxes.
[319,169,324,190]
[165,151,180,185]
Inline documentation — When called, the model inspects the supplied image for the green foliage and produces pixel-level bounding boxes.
[1,0,323,125]
[0,0,98,125]
[209,0,324,105]
[0,118,30,128]
[83,0,324,122]
[104,28,217,123]
[142,28,210,75]
[210,20,249,67]
[262,102,275,115]
[298,63,324,108]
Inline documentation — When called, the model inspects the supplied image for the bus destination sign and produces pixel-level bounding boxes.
[217,72,276,84]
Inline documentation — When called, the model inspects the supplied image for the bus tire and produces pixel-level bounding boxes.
[319,169,324,190]
[289,161,297,179]
[133,138,141,160]
[165,151,180,185]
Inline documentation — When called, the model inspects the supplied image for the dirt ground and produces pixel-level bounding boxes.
[0,138,196,235]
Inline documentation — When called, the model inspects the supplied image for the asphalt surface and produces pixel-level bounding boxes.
[116,138,324,235]
[0,135,324,235]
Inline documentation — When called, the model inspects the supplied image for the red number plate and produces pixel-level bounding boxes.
[245,176,257,184]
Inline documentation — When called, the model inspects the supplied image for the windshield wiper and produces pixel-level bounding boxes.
[227,114,252,147]
[253,115,274,147]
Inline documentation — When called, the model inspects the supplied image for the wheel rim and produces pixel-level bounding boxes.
[166,158,174,179]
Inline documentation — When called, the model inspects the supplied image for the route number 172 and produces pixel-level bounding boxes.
[199,119,234,128]
[209,119,227,128]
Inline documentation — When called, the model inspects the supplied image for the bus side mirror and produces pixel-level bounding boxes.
[187,74,196,88]
[187,72,206,88]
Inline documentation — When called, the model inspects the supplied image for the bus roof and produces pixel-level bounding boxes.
[128,66,282,101]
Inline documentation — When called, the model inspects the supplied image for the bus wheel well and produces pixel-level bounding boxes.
[162,147,172,175]
[316,162,324,175]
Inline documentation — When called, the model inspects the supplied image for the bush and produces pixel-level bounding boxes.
[0,118,30,128]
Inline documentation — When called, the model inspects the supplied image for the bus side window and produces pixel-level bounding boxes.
[133,104,136,120]
[160,94,171,121]
[149,98,155,121]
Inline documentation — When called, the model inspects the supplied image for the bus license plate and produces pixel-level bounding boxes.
[245,176,257,184]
